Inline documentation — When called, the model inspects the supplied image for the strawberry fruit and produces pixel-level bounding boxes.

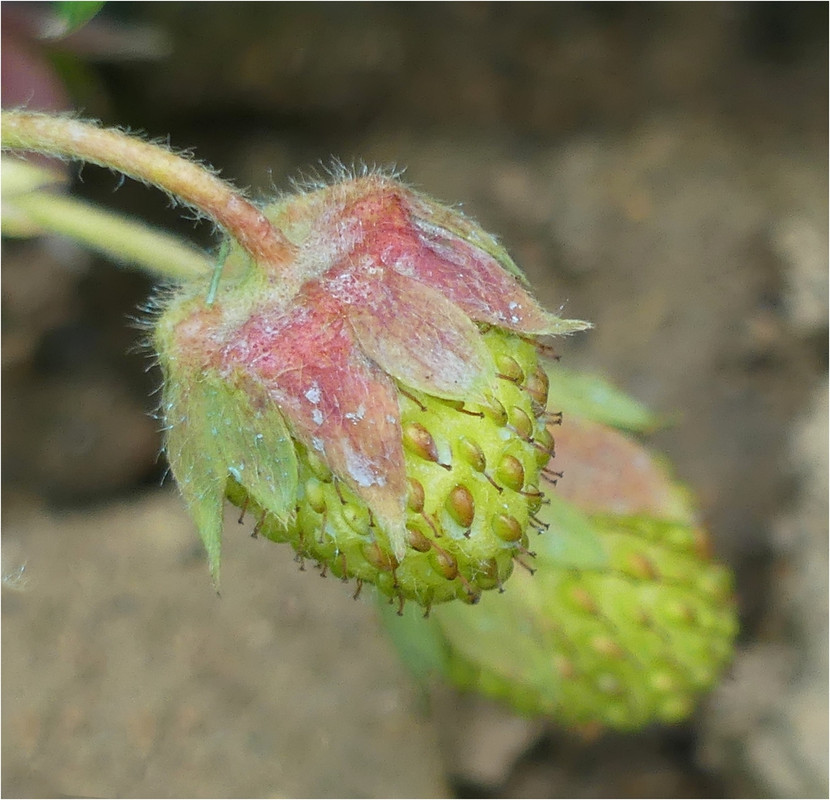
[154,173,589,606]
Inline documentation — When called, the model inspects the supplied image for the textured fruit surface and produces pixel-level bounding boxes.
[154,172,588,601]
[226,326,552,607]
[431,510,737,729]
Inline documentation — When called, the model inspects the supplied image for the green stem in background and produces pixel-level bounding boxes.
[4,177,212,281]
[1,110,296,272]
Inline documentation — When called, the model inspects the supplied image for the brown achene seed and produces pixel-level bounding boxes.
[496,453,526,492]
[496,354,525,383]
[407,477,426,512]
[362,542,399,572]
[492,512,524,542]
[446,484,475,528]
[403,421,441,461]
[429,541,459,580]
[457,435,487,472]
[524,365,550,412]
[509,406,534,440]
[405,525,433,552]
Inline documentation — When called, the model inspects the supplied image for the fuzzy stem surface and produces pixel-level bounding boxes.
[1,110,296,271]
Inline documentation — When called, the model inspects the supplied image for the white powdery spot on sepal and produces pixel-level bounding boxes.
[345,404,367,423]
[342,440,387,488]
[304,382,322,404]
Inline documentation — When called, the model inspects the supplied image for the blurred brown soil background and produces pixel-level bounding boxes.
[2,3,827,798]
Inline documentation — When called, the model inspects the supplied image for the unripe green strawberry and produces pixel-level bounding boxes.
[154,173,588,606]
[381,391,738,730]
[227,325,557,607]
[228,329,549,607]
[433,509,737,729]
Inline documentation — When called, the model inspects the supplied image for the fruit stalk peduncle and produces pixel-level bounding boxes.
[1,110,296,272]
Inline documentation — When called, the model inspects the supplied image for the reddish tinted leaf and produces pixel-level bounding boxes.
[329,180,586,337]
[220,291,409,556]
[343,267,494,402]
[552,416,692,521]
[409,218,585,335]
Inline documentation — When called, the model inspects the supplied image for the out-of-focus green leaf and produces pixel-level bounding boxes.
[50,2,105,37]
[376,600,449,685]
[535,494,610,570]
[547,367,659,432]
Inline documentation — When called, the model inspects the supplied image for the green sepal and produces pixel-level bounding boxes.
[51,2,105,37]
[547,367,659,432]
[537,494,610,571]
[163,378,227,586]
[206,377,298,526]
[163,371,298,586]
[426,563,554,701]
[376,601,450,686]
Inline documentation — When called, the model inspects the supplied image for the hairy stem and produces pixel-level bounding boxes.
[1,110,296,271]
